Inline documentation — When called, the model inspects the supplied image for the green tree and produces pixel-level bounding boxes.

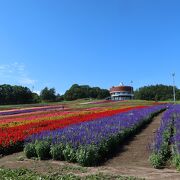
[56,93,64,102]
[134,84,180,101]
[40,87,56,102]
[32,93,41,103]
[0,84,35,105]
[64,84,110,101]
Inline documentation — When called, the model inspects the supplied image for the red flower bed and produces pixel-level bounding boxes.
[0,106,147,149]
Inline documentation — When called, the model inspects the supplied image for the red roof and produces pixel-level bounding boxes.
[110,86,133,92]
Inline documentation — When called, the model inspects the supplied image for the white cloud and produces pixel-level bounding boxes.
[0,62,36,86]
[33,90,41,95]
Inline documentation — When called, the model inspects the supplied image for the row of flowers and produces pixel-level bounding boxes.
[24,105,166,166]
[0,105,65,116]
[0,105,137,128]
[0,106,146,154]
[149,104,180,169]
[171,105,180,170]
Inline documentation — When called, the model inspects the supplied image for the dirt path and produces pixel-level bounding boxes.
[104,113,163,168]
[95,112,180,179]
[0,112,180,179]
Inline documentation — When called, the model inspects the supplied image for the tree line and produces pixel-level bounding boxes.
[0,84,110,105]
[63,84,110,100]
[0,84,36,105]
[1,83,180,105]
[134,84,180,101]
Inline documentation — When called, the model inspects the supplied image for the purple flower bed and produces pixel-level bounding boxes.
[169,105,180,169]
[26,105,166,148]
[151,104,174,153]
[149,104,180,168]
[170,105,180,150]
[173,119,180,154]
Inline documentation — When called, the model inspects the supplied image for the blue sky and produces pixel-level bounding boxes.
[0,0,180,94]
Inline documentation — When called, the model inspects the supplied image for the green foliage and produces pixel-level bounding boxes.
[149,153,164,168]
[159,143,170,161]
[163,130,171,142]
[149,130,171,169]
[172,154,180,170]
[0,168,143,180]
[56,93,64,101]
[50,143,64,160]
[134,84,180,101]
[32,93,41,103]
[76,145,99,166]
[106,135,120,150]
[97,141,110,161]
[0,141,24,155]
[159,130,171,160]
[0,84,64,104]
[35,141,51,160]
[24,143,37,159]
[0,84,36,105]
[0,168,43,180]
[40,87,56,102]
[64,84,110,101]
[63,144,76,162]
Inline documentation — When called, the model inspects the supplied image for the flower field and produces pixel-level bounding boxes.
[0,100,167,166]
[0,103,144,153]
[24,105,166,166]
[0,105,65,116]
[149,104,180,169]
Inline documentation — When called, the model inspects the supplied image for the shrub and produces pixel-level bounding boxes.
[24,143,37,159]
[106,135,119,150]
[149,131,171,168]
[50,143,64,160]
[35,141,51,160]
[160,142,170,161]
[76,145,99,166]
[63,144,76,162]
[172,154,180,170]
[149,152,164,168]
[97,141,109,161]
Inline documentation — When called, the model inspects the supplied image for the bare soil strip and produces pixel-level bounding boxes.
[104,113,164,168]
[0,112,180,179]
[96,112,180,179]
